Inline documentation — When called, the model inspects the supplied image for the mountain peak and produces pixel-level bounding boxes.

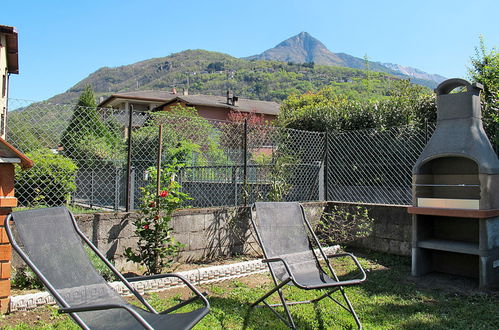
[244,32,445,87]
[276,32,324,52]
[246,32,343,65]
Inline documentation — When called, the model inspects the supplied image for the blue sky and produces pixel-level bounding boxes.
[3,0,498,102]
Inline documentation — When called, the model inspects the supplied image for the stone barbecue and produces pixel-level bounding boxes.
[408,78,499,288]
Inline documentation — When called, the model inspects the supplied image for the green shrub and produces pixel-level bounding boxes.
[317,205,375,246]
[15,149,78,206]
[11,266,43,290]
[84,246,117,282]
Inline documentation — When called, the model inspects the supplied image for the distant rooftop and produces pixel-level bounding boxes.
[98,90,280,116]
[98,90,178,108]
[160,94,280,116]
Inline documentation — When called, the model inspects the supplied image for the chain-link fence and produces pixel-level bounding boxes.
[326,123,436,205]
[6,99,325,210]
[13,98,492,208]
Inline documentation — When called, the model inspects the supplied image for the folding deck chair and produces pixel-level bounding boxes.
[250,202,367,329]
[5,207,209,330]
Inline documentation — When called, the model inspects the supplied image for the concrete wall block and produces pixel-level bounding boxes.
[302,203,327,227]
[74,214,94,237]
[401,225,412,242]
[189,232,209,251]
[173,233,189,250]
[399,241,411,256]
[244,230,258,245]
[205,211,229,231]
[388,240,402,255]
[97,237,138,262]
[173,215,205,233]
[378,224,401,240]
[243,242,263,256]
[96,213,138,240]
[374,238,390,253]
[374,222,388,237]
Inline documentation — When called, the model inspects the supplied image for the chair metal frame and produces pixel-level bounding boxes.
[250,202,367,329]
[5,208,209,330]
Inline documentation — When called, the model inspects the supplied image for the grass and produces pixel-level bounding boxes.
[1,251,498,329]
[13,204,102,214]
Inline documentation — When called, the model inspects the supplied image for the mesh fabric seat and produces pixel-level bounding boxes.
[6,207,209,329]
[250,202,366,329]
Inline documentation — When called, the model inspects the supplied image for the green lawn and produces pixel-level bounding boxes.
[2,252,498,329]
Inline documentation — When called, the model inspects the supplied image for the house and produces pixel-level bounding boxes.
[98,89,280,123]
[98,90,178,112]
[155,91,280,122]
[98,90,179,130]
[0,25,19,139]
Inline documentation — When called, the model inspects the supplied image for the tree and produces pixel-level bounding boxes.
[468,36,499,147]
[60,85,124,162]
[132,105,229,167]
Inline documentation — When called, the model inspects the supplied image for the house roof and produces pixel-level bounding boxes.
[0,25,19,74]
[98,90,281,116]
[159,95,281,116]
[98,90,178,108]
[0,137,33,169]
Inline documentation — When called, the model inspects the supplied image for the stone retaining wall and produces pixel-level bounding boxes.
[11,201,411,273]
[12,202,329,272]
[328,201,412,256]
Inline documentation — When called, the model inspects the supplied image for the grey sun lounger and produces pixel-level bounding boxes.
[250,202,367,329]
[5,207,209,329]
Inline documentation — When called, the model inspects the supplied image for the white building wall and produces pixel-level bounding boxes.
[0,34,8,139]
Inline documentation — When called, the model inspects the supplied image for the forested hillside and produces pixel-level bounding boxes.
[46,49,416,105]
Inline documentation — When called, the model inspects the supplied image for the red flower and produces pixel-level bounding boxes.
[149,201,155,207]
[159,190,169,197]
[154,215,160,220]
[143,224,149,230]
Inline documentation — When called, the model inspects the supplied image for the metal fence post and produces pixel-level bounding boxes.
[156,124,164,210]
[323,131,329,201]
[125,104,134,212]
[90,168,94,208]
[232,166,237,206]
[243,119,248,206]
[130,167,136,210]
[114,166,120,211]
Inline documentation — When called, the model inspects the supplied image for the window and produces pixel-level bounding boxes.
[2,74,5,98]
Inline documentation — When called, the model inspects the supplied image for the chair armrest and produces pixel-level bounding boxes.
[59,303,153,330]
[326,252,367,283]
[127,273,210,310]
[261,257,295,281]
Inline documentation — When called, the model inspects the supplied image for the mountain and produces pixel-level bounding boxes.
[34,32,442,106]
[381,62,446,84]
[44,49,406,105]
[245,32,445,87]
[245,32,344,66]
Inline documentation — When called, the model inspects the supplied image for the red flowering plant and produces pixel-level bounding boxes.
[125,160,190,274]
